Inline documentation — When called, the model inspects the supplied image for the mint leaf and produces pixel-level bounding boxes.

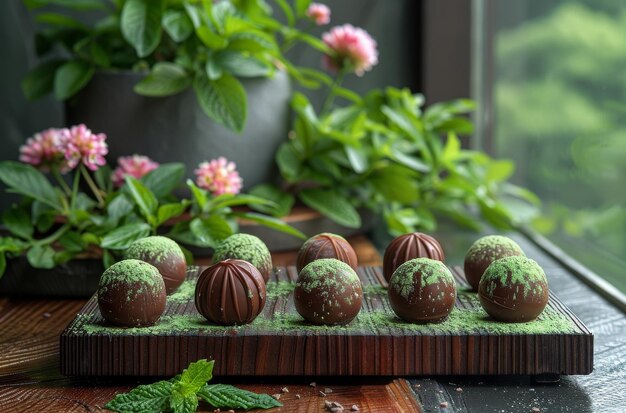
[198,384,282,409]
[104,380,172,413]
[299,188,361,228]
[170,392,198,413]
[193,73,247,133]
[121,0,164,58]
[176,359,214,396]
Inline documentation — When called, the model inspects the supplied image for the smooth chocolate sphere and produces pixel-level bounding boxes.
[195,259,266,325]
[388,258,456,324]
[97,259,166,327]
[125,236,187,294]
[296,233,358,273]
[212,234,272,282]
[463,235,524,291]
[294,259,363,325]
[383,232,445,282]
[478,256,549,323]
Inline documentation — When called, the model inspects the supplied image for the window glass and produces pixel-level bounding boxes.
[490,1,626,291]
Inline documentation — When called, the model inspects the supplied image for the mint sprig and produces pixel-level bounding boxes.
[105,359,282,413]
[198,384,283,410]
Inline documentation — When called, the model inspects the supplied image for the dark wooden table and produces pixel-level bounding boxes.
[0,232,624,412]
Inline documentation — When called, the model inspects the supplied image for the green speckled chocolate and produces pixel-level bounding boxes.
[464,235,524,291]
[390,258,455,300]
[212,234,272,282]
[125,236,184,264]
[481,256,547,299]
[99,259,163,291]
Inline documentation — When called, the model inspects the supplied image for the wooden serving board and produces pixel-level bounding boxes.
[60,266,593,377]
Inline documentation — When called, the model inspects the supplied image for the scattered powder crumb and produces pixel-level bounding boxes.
[455,387,463,392]
[324,387,333,394]
[438,390,443,394]
[351,405,360,411]
[272,394,281,400]
[310,381,317,387]
[281,386,289,393]
[319,390,327,397]
[440,401,448,408]
[325,400,344,412]
[43,312,51,318]
[531,408,540,412]
[416,384,421,389]
[296,394,301,399]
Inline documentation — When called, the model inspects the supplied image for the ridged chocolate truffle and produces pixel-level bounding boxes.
[212,234,272,282]
[463,235,524,291]
[97,259,166,327]
[383,232,445,282]
[294,259,363,325]
[195,259,266,325]
[125,236,187,294]
[388,258,456,324]
[478,256,549,323]
[296,233,358,273]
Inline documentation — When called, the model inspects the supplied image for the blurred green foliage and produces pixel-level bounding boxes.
[495,1,626,289]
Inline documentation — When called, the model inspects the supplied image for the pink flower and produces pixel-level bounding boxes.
[19,128,70,172]
[322,24,378,76]
[194,157,243,196]
[64,124,108,171]
[306,3,330,25]
[112,155,160,187]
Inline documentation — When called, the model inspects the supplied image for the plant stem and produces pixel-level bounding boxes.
[34,224,70,246]
[70,168,81,213]
[80,165,105,207]
[321,69,346,116]
[51,167,72,196]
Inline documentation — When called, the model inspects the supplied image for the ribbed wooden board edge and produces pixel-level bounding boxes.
[60,266,593,377]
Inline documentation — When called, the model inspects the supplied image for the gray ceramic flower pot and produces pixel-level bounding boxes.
[65,70,291,190]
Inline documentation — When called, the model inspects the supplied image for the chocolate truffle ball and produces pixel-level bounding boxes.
[383,232,445,282]
[294,259,363,325]
[478,256,549,323]
[388,258,456,324]
[296,233,358,273]
[125,236,187,294]
[195,259,266,325]
[97,259,166,327]
[212,234,272,282]
[463,235,524,291]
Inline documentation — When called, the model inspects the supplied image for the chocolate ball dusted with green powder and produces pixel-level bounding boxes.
[294,258,363,325]
[478,256,549,323]
[212,234,272,282]
[296,233,358,273]
[463,235,524,291]
[388,258,456,324]
[97,259,166,327]
[125,236,187,294]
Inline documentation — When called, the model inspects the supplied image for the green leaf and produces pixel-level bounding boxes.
[58,231,84,253]
[299,189,361,229]
[345,146,368,174]
[27,245,56,269]
[388,148,430,173]
[100,223,151,250]
[205,59,224,80]
[486,160,515,183]
[36,13,88,30]
[107,194,134,222]
[228,30,277,52]
[0,237,28,253]
[177,359,214,395]
[187,180,208,211]
[157,202,188,226]
[196,27,228,49]
[193,73,247,133]
[2,206,33,240]
[371,165,420,204]
[248,184,294,217]
[22,59,65,100]
[190,216,233,247]
[209,194,276,211]
[103,249,116,269]
[105,380,173,413]
[274,0,294,26]
[441,132,461,163]
[54,60,94,100]
[275,143,301,182]
[170,392,198,413]
[141,163,185,198]
[198,384,282,409]
[213,51,270,78]
[24,0,106,10]
[162,9,193,42]
[134,63,192,97]
[125,176,158,224]
[0,161,62,211]
[236,212,305,239]
[121,0,165,58]
[0,254,6,279]
[295,0,312,17]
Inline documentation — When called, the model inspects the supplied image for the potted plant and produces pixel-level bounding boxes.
[22,0,336,188]
[0,124,303,296]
